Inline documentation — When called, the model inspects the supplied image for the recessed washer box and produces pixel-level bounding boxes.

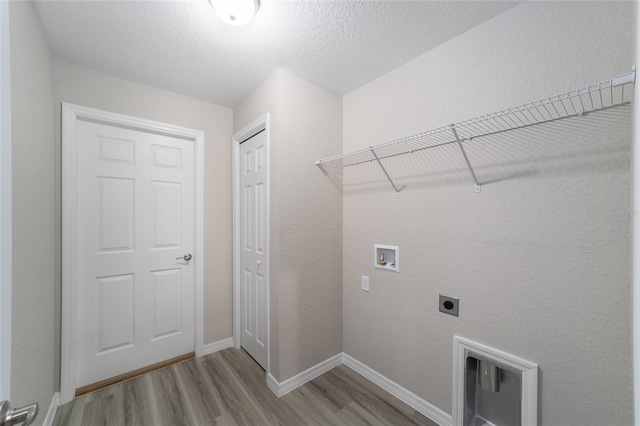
[374,244,399,273]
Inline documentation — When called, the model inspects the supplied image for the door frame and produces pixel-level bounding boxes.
[232,114,270,376]
[0,0,11,401]
[61,103,205,404]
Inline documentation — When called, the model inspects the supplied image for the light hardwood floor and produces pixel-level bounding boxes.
[53,348,438,426]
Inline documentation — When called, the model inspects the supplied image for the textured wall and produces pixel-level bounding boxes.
[277,70,343,380]
[9,1,57,422]
[234,69,343,382]
[342,2,634,425]
[53,60,234,346]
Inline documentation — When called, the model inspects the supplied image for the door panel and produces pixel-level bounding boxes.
[151,268,182,339]
[97,177,134,252]
[151,181,182,247]
[240,130,268,369]
[256,183,265,254]
[256,273,265,346]
[96,274,134,353]
[75,120,195,389]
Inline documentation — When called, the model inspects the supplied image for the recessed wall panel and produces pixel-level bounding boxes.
[244,185,253,251]
[256,273,264,346]
[97,274,135,353]
[256,183,264,254]
[151,145,182,170]
[98,136,135,165]
[255,145,264,171]
[98,177,134,252]
[151,269,182,339]
[152,181,181,248]
[244,150,252,176]
[244,269,253,336]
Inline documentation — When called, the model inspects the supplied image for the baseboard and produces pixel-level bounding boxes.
[266,373,280,396]
[43,392,60,426]
[266,352,343,397]
[343,354,452,426]
[202,337,234,355]
[261,351,451,426]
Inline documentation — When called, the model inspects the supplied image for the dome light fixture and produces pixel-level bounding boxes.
[210,0,260,26]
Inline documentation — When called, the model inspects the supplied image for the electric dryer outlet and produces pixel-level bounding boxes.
[439,294,459,316]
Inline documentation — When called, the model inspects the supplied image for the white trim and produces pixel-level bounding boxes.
[61,103,205,404]
[194,118,205,358]
[634,9,640,424]
[266,351,451,426]
[267,353,343,397]
[60,104,78,405]
[452,336,538,426]
[232,114,270,372]
[343,354,452,426]
[43,392,60,426]
[202,337,234,355]
[266,373,280,396]
[232,133,240,350]
[0,0,11,402]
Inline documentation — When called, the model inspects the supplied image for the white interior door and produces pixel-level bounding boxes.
[74,119,195,389]
[239,130,268,369]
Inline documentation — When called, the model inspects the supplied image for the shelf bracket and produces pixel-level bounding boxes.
[370,147,400,197]
[451,125,481,193]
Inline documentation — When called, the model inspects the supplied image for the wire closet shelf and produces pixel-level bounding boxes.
[314,69,636,196]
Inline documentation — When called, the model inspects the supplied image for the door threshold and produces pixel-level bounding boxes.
[75,352,195,397]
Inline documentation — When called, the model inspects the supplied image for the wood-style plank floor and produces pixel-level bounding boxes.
[53,348,438,426]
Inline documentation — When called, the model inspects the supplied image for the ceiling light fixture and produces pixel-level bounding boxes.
[210,0,260,26]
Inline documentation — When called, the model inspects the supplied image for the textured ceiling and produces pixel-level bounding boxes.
[34,0,518,108]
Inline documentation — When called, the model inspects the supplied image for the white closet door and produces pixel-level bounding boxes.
[239,130,268,369]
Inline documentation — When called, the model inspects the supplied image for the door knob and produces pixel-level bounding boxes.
[176,253,192,261]
[0,401,39,426]
[257,260,262,265]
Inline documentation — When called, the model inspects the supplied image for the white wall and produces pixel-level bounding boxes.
[342,2,634,425]
[234,69,343,382]
[53,60,234,346]
[277,70,343,380]
[9,1,56,422]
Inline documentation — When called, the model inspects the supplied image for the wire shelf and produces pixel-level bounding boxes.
[315,69,635,195]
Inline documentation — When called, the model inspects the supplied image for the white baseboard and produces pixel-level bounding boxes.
[266,352,343,397]
[245,350,452,426]
[43,392,60,426]
[202,337,234,355]
[266,373,280,396]
[342,354,452,426]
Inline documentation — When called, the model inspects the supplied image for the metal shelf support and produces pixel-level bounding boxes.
[371,147,400,197]
[450,125,481,193]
